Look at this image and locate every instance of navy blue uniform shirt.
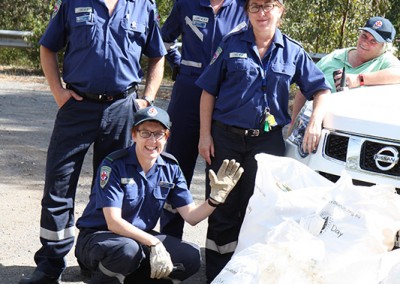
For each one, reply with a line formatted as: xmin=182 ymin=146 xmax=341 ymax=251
xmin=196 ymin=27 xmax=331 ymax=128
xmin=39 ymin=0 xmax=167 ymax=95
xmin=76 ymin=146 xmax=193 ymax=232
xmin=161 ymin=0 xmax=248 ymax=77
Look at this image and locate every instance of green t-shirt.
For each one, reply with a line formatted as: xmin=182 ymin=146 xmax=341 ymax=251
xmin=316 ymin=47 xmax=400 ymax=92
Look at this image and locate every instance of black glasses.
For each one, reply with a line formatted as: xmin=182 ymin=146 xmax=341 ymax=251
xmin=248 ymin=3 xmax=279 ymax=13
xmin=137 ymin=129 xmax=166 ymax=140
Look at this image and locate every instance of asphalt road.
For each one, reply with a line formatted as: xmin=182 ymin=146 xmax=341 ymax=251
xmin=0 ymin=75 xmax=207 ymax=284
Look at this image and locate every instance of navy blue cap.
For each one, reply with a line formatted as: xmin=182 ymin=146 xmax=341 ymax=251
xmin=360 ymin=16 xmax=396 ymax=43
xmin=133 ymin=106 xmax=171 ymax=129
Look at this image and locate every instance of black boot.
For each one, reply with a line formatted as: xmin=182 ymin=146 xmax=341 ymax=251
xmin=19 ymin=270 xmax=61 ymax=284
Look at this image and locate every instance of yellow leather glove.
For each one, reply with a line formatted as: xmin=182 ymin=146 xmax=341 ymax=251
xmin=209 ymin=159 xmax=244 ymax=204
xmin=149 ymin=242 xmax=173 ymax=279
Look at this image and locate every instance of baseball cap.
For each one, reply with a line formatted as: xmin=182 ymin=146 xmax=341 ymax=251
xmin=133 ymin=106 xmax=171 ymax=129
xmin=360 ymin=16 xmax=396 ymax=43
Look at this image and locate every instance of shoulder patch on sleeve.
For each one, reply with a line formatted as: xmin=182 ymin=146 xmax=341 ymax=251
xmin=105 ymin=149 xmax=130 ymax=163
xmin=99 ymin=166 xmax=112 ymax=188
xmin=161 ymin=152 xmax=179 ymax=164
xmin=52 ymin=0 xmax=63 ymax=19
xmin=210 ymin=46 xmax=223 ymax=65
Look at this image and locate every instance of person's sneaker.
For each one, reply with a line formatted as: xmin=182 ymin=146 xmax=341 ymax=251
xmin=19 ymin=270 xmax=61 ymax=284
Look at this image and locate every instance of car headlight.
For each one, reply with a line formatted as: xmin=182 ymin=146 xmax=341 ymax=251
xmin=288 ymin=101 xmax=313 ymax=158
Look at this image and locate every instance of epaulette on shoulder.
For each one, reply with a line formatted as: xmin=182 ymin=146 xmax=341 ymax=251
xmin=161 ymin=151 xmax=179 ymax=164
xmin=105 ymin=148 xmax=130 ymax=163
xmin=284 ymin=33 xmax=304 ymax=48
xmin=221 ymin=21 xmax=248 ymax=43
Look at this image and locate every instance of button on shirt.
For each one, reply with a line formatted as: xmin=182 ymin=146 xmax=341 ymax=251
xmin=161 ymin=0 xmax=248 ymax=77
xmin=39 ymin=0 xmax=167 ymax=95
xmin=76 ymin=146 xmax=193 ymax=232
xmin=196 ymin=28 xmax=331 ymax=128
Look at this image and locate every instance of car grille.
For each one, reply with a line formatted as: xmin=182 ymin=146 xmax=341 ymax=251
xmin=324 ymin=134 xmax=349 ymax=162
xmin=361 ymin=141 xmax=400 ymax=177
xmin=325 ymin=133 xmax=400 ymax=177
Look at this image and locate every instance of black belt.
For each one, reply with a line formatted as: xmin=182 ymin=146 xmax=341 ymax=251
xmin=214 ymin=120 xmax=281 ymax=137
xmin=66 ymin=84 xmax=137 ymax=102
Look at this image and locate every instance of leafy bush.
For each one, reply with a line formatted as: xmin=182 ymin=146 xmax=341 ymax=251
xmin=0 ymin=0 xmax=397 ymax=71
xmin=0 ymin=0 xmax=52 ymax=68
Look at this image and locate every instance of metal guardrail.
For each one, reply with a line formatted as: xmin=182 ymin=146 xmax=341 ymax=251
xmin=0 ymin=30 xmax=327 ymax=61
xmin=0 ymin=30 xmax=33 ymax=48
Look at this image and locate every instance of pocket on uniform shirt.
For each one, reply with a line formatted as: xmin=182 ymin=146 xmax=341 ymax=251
xmin=121 ymin=18 xmax=146 ymax=49
xmin=270 ymin=62 xmax=296 ymax=90
xmin=152 ymin=186 xmax=169 ymax=200
xmin=226 ymin=58 xmax=249 ymax=72
xmin=125 ymin=184 xmax=141 ymax=207
xmin=226 ymin=58 xmax=258 ymax=93
xmin=270 ymin=62 xmax=296 ymax=77
xmin=70 ymin=20 xmax=96 ymax=50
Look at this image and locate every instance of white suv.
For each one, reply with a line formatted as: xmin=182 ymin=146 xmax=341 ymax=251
xmin=285 ymin=84 xmax=400 ymax=190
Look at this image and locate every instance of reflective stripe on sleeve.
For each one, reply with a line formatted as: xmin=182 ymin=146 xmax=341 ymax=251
xmin=163 ymin=41 xmax=180 ymax=51
xmin=181 ymin=60 xmax=202 ymax=68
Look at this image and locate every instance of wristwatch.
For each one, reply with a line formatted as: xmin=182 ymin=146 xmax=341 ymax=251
xmin=142 ymin=96 xmax=154 ymax=106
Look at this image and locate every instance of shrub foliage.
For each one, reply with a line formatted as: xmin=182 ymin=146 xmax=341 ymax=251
xmin=0 ymin=0 xmax=397 ymax=70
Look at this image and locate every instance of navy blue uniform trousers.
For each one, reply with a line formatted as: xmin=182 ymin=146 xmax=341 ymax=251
xmin=205 ymin=122 xmax=285 ymax=282
xmin=34 ymin=94 xmax=136 ymax=277
xmin=75 ymin=229 xmax=201 ymax=283
xmin=160 ymin=74 xmax=202 ymax=238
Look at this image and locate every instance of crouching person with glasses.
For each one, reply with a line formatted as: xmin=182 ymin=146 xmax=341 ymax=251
xmin=75 ymin=106 xmax=244 ymax=284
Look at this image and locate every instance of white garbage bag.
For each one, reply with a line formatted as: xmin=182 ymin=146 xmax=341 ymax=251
xmin=235 ymin=154 xmax=333 ymax=254
xmin=212 ymin=219 xmax=326 ymax=284
xmin=223 ymin=153 xmax=400 ymax=284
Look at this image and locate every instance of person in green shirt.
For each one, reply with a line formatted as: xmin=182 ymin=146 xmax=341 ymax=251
xmin=290 ymin=16 xmax=400 ymax=128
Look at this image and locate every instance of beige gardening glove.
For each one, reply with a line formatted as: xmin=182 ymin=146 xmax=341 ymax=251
xmin=149 ymin=242 xmax=173 ymax=279
xmin=209 ymin=159 xmax=244 ymax=204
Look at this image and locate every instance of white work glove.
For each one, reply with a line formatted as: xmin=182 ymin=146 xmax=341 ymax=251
xmin=149 ymin=242 xmax=173 ymax=279
xmin=209 ymin=159 xmax=244 ymax=204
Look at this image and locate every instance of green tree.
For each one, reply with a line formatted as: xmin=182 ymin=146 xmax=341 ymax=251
xmin=283 ymin=0 xmax=394 ymax=54
xmin=0 ymin=0 xmax=397 ymax=70
xmin=0 ymin=0 xmax=52 ymax=69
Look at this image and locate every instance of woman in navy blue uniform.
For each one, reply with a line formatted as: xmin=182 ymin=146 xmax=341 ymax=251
xmin=75 ymin=106 xmax=243 ymax=283
xmin=159 ymin=0 xmax=248 ymax=238
xmin=20 ymin=0 xmax=166 ymax=283
xmin=195 ymin=0 xmax=331 ymax=281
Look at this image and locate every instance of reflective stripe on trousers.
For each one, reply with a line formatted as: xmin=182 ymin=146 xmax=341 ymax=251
xmin=206 ymin=238 xmax=237 ymax=254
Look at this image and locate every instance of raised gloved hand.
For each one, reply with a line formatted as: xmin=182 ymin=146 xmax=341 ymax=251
xmin=209 ymin=159 xmax=244 ymax=204
xmin=149 ymin=242 xmax=173 ymax=279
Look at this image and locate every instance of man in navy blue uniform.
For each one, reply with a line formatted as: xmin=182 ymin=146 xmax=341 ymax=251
xmin=160 ymin=0 xmax=248 ymax=239
xmin=20 ymin=1 xmax=166 ymax=283
xmin=74 ymin=106 xmax=243 ymax=283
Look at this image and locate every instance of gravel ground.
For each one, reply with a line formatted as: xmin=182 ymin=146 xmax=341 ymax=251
xmin=0 ymin=75 xmax=208 ymax=284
